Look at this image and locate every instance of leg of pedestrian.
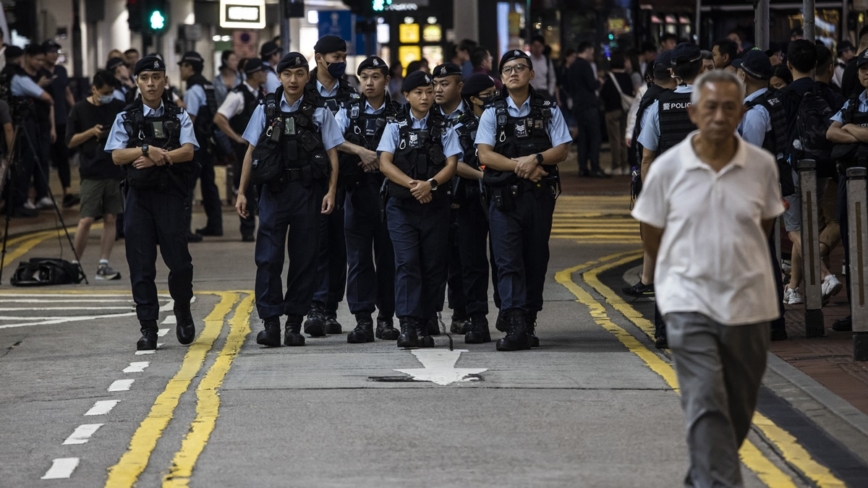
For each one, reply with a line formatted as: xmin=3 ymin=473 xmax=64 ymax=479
xmin=797 ymin=159 xmax=825 ymax=337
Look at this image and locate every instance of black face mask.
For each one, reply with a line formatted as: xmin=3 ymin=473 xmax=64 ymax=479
xmin=478 ymin=94 xmax=497 ymax=107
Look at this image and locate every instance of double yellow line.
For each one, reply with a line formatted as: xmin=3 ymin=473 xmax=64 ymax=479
xmin=104 ymin=291 xmax=254 ymax=488
xmin=556 ymin=250 xmax=845 ymax=488
xmin=0 ymin=224 xmax=103 ymax=269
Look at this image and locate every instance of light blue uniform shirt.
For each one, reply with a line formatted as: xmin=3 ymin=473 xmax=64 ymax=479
xmin=377 ymin=110 xmax=463 ymax=159
xmin=637 ymin=84 xmax=694 ymax=152
xmin=474 ymin=95 xmax=573 ymax=148
xmin=241 ymin=94 xmax=344 ymax=151
xmin=104 ymin=101 xmax=199 ymax=152
xmin=184 ymin=84 xmax=207 ymax=118
xmin=738 ymin=88 xmax=772 ymax=148
xmin=335 ymin=99 xmax=386 ymax=134
xmin=831 ymin=90 xmax=868 ymax=124
xmin=214 ymin=71 xmax=242 ymax=106
xmin=11 ymin=74 xmax=45 ymax=99
xmin=316 ymin=79 xmax=340 ymax=98
xmin=441 ymin=100 xmax=466 ymax=122
xmin=264 ymin=64 xmax=281 ymax=94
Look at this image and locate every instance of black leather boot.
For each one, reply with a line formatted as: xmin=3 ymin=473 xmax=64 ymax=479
xmin=348 ymin=314 xmax=374 ymax=343
xmin=174 ymin=305 xmax=196 ymax=345
xmin=526 ymin=311 xmax=540 ymax=348
xmin=397 ymin=317 xmax=419 ymax=348
xmin=324 ymin=309 xmax=343 ymax=334
xmin=304 ymin=302 xmax=327 ymax=337
xmin=427 ymin=314 xmax=441 ymax=336
xmin=450 ymin=309 xmax=468 ymax=334
xmin=256 ymin=317 xmax=282 ymax=347
xmin=418 ymin=317 xmax=435 ymax=348
xmin=136 ymin=320 xmax=158 ymax=350
xmin=495 ymin=311 xmax=508 ymax=332
xmin=464 ymin=315 xmax=491 ymax=344
xmin=284 ymin=315 xmax=306 ymax=346
xmin=496 ymin=310 xmax=530 ymax=352
xmin=376 ymin=317 xmax=400 ymax=340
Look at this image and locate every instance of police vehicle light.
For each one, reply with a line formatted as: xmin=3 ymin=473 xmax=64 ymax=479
xmin=149 ymin=10 xmax=166 ymax=31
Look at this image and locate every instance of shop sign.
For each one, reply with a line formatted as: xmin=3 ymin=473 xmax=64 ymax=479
xmin=220 ymin=0 xmax=266 ymax=29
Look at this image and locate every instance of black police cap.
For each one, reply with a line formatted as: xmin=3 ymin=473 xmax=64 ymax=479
xmin=42 ymin=40 xmax=61 ymax=52
xmin=838 ymin=40 xmax=856 ymax=55
xmin=856 ymin=49 xmax=868 ymax=69
xmin=499 ymin=49 xmax=533 ymax=72
xmin=178 ymin=51 xmax=204 ymax=67
xmin=739 ymin=49 xmax=773 ymax=80
xmin=432 ymin=62 xmax=462 ymax=78
xmin=314 ymin=35 xmax=347 ymax=54
xmin=243 ymin=58 xmax=265 ymax=75
xmin=260 ymin=41 xmax=279 ymax=59
xmin=134 ymin=56 xmax=167 ymax=76
xmin=653 ymin=50 xmax=673 ymax=70
xmin=357 ymin=56 xmax=388 ymax=75
xmin=106 ymin=57 xmax=126 ymax=72
xmin=671 ymin=42 xmax=702 ymax=65
xmin=402 ymin=70 xmax=434 ymax=93
xmin=461 ymin=73 xmax=495 ymax=97
xmin=276 ymin=52 xmax=309 ymax=73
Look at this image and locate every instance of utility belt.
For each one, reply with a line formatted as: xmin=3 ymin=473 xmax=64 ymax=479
xmin=264 ymin=165 xmax=327 ymax=194
xmin=487 ymin=177 xmax=559 ymax=212
xmin=343 ymin=171 xmax=383 ymax=191
xmin=125 ymin=166 xmax=191 ymax=195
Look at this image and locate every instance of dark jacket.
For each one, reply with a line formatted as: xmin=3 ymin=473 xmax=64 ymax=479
xmin=566 ymin=57 xmax=599 ymax=112
xmin=600 ymin=71 xmax=633 ymax=112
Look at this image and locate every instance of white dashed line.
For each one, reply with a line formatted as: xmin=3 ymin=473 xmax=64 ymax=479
xmin=162 ymin=315 xmax=176 ymax=325
xmin=62 ymin=424 xmax=103 ymax=445
xmin=108 ymin=379 xmax=134 ymax=392
xmin=134 ymin=343 xmax=163 ymax=355
xmin=157 ymin=328 xmax=169 ymax=337
xmin=85 ymin=400 xmax=121 ymax=416
xmin=122 ymin=362 xmax=149 ymax=373
xmin=41 ymin=458 xmax=80 ymax=479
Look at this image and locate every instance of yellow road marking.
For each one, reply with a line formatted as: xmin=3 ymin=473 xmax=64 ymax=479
xmin=0 ymin=223 xmax=104 ymax=269
xmin=104 ymin=292 xmax=239 ymax=488
xmin=162 ymin=294 xmax=254 ymax=487
xmin=556 ymin=253 xmax=797 ymax=487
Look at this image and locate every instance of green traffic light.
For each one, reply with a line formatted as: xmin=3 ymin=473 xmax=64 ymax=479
xmin=149 ymin=10 xmax=166 ymax=31
xmin=372 ymin=0 xmax=391 ymax=12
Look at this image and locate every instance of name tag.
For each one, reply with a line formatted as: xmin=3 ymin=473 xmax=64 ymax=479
xmin=284 ymin=117 xmax=296 ymax=135
xmin=514 ymin=121 xmax=528 ymax=138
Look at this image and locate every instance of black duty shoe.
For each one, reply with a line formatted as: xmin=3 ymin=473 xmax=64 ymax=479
xmin=495 ymin=312 xmax=508 ymax=332
xmin=187 ymin=233 xmax=203 ymax=243
xmin=284 ymin=316 xmax=306 ymax=346
xmin=496 ymin=310 xmax=531 ymax=352
xmin=241 ymin=233 xmax=255 ymax=242
xmin=397 ymin=317 xmax=419 ymax=348
xmin=450 ymin=316 xmax=469 ymax=334
xmin=62 ymin=194 xmax=80 ymax=208
xmin=832 ymin=315 xmax=853 ymax=332
xmin=348 ymin=314 xmax=375 ymax=343
xmin=622 ymin=280 xmax=654 ymax=297
xmin=304 ymin=303 xmax=327 ymax=337
xmin=325 ymin=310 xmax=343 ymax=334
xmin=427 ymin=315 xmax=441 ymax=336
xmin=526 ymin=312 xmax=540 ymax=348
xmin=376 ymin=317 xmax=400 ymax=340
xmin=771 ymin=328 xmax=789 ymax=341
xmin=464 ymin=316 xmax=491 ymax=344
xmin=418 ymin=318 xmax=435 ymax=348
xmin=655 ymin=336 xmax=668 ymax=349
xmin=174 ymin=307 xmax=196 ymax=345
xmin=257 ymin=317 xmax=282 ymax=347
xmin=136 ymin=321 xmax=158 ymax=351
xmin=196 ymin=227 xmax=224 ymax=237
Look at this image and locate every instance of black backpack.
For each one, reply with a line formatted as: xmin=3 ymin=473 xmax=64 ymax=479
xmin=789 ymin=87 xmax=834 ymax=165
xmin=11 ymin=258 xmax=84 ymax=286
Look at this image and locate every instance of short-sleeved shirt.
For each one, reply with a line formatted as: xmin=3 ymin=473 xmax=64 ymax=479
xmin=104 ymin=101 xmax=199 ymax=152
xmin=45 ymin=65 xmax=70 ymax=124
xmin=240 ymin=94 xmax=344 ymax=150
xmin=11 ymin=74 xmax=45 ymax=99
xmin=184 ymin=84 xmax=207 ymax=118
xmin=217 ymin=82 xmax=260 ymax=120
xmin=631 ymin=132 xmax=785 ymax=325
xmin=831 ymin=90 xmax=868 ymax=124
xmin=474 ymin=94 xmax=573 ymax=148
xmin=738 ymin=88 xmax=772 ymax=148
xmin=334 ymin=99 xmax=386 ymax=134
xmin=66 ymin=98 xmax=126 ymax=180
xmin=214 ymin=71 xmax=242 ymax=106
xmin=637 ymin=84 xmax=694 ymax=152
xmin=377 ymin=110 xmax=463 ymax=159
xmin=264 ymin=65 xmax=281 ymax=94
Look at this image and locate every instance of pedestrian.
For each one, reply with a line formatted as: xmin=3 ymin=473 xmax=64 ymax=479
xmin=104 ymin=55 xmax=199 ymax=351
xmin=214 ymin=50 xmax=241 ymax=106
xmin=568 ymin=42 xmax=607 ymax=177
xmin=259 ymin=41 xmax=282 ymax=94
xmin=600 ymin=52 xmax=634 ymax=175
xmin=834 ymin=40 xmax=855 ymax=89
xmin=770 ymin=65 xmax=792 ymax=90
xmin=700 ymin=50 xmax=715 ymax=74
xmin=124 ymin=48 xmax=140 ymax=68
xmin=766 ymin=42 xmax=783 ymax=67
xmin=638 ymin=41 xmax=658 ymax=79
xmin=632 ymin=69 xmax=784 ymax=488
xmin=470 ymin=46 xmax=502 ymax=89
xmin=107 ymin=56 xmax=135 ymax=103
xmin=712 ymin=39 xmax=739 ymax=73
xmin=659 ymin=33 xmax=679 ymax=52
xmin=376 ymin=70 xmax=460 ymax=348
xmin=304 ymin=35 xmax=358 ymax=337
xmin=388 ymin=61 xmax=406 ymax=105
xmin=235 ymin=52 xmax=342 ymax=347
xmin=529 ymin=35 xmax=556 ymax=100
xmin=457 ymin=39 xmax=477 ymax=79
xmin=334 ymin=55 xmax=401 ymax=343
xmin=840 ymin=26 xmax=868 ymax=98
xmin=42 ymin=40 xmax=79 ymax=208
xmin=66 ymin=70 xmax=125 ymax=280
xmin=476 ymin=49 xmax=572 ymax=351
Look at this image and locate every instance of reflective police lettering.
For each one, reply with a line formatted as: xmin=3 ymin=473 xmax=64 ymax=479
xmin=663 ymin=102 xmax=691 ymax=111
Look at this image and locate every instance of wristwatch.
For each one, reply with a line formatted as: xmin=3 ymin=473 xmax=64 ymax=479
xmin=141 ymin=144 xmax=149 ymax=157
xmin=428 ymin=178 xmax=439 ymax=191
xmin=535 ymin=153 xmax=544 ymax=165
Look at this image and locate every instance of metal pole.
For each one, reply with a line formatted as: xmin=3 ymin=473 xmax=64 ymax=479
xmin=280 ymin=0 xmax=291 ymax=54
xmin=526 ymin=0 xmax=532 ymax=44
xmin=798 ymin=159 xmax=825 ymax=337
xmin=695 ymin=0 xmax=701 ymax=46
xmin=803 ymin=0 xmax=815 ymax=42
xmin=847 ymin=167 xmax=868 ymax=360
xmin=755 ymin=0 xmax=770 ymax=51
xmin=72 ymin=0 xmax=82 ymax=80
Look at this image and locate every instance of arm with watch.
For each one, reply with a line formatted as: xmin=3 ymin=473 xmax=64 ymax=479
xmin=409 ymin=154 xmax=458 ymax=204
xmin=112 ymin=143 xmax=194 ymax=168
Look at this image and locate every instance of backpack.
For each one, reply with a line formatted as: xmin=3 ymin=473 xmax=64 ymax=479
xmin=11 ymin=258 xmax=84 ymax=286
xmin=789 ymin=87 xmax=834 ymax=165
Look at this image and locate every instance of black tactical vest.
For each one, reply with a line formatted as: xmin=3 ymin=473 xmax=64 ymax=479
xmin=229 ymin=83 xmax=265 ymax=137
xmin=389 ymin=106 xmax=448 ymax=198
xmin=27 ymin=70 xmax=51 ymax=127
xmin=657 ymin=89 xmax=696 ymax=154
xmin=186 ymin=74 xmax=218 ymax=139
xmin=307 ymin=68 xmax=358 ymax=115
xmin=339 ymin=95 xmax=400 ymax=187
xmin=121 ymin=97 xmax=194 ymax=192
xmin=484 ymin=91 xmax=555 ymax=187
xmin=745 ymin=90 xmax=788 ymax=158
xmin=262 ymin=88 xmax=330 ymax=180
xmin=449 ymin=108 xmax=482 ymax=201
xmin=630 ymin=84 xmax=668 ymax=167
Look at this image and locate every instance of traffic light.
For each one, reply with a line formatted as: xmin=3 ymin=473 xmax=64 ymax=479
xmin=342 ymin=0 xmax=390 ymax=15
xmin=144 ymin=0 xmax=169 ymax=35
xmin=128 ymin=0 xmax=142 ymax=31
xmin=372 ymin=0 xmax=392 ymax=12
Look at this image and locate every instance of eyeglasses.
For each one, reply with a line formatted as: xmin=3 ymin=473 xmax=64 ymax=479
xmin=502 ymin=64 xmax=529 ymax=75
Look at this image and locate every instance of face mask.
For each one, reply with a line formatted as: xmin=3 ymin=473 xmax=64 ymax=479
xmin=326 ymin=61 xmax=347 ymax=79
xmin=478 ymin=94 xmax=497 ymax=107
xmin=98 ymin=94 xmax=114 ymax=104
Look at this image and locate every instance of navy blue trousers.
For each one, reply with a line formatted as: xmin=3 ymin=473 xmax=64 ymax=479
xmin=124 ymin=187 xmax=193 ymax=322
xmin=344 ymin=179 xmax=395 ymax=318
xmin=313 ymin=189 xmax=347 ymax=312
xmin=255 ymin=180 xmax=324 ymax=319
xmin=386 ymin=196 xmax=451 ymax=320
xmin=456 ymin=190 xmax=491 ymax=317
xmin=489 ymin=189 xmax=555 ymax=312
xmin=186 ymin=147 xmax=223 ymax=233
xmin=434 ymin=208 xmax=467 ymax=316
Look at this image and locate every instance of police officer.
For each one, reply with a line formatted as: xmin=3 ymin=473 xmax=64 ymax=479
xmin=377 ymin=70 xmax=461 ymax=348
xmin=179 ymin=51 xmax=223 ymax=241
xmin=236 ymin=52 xmax=343 ymax=347
xmin=260 ymin=42 xmax=282 ymax=94
xmin=476 ymin=50 xmax=572 ymax=351
xmin=637 ymin=42 xmax=703 ymax=349
xmin=304 ymin=35 xmax=358 ymax=337
xmin=108 ymin=56 xmax=135 ymax=103
xmin=335 ymin=55 xmax=401 ymax=343
xmin=104 ymin=56 xmax=199 ymax=351
xmin=213 ymin=58 xmax=268 ymax=242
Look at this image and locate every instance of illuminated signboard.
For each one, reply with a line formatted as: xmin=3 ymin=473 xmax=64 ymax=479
xmin=220 ymin=0 xmax=266 ymax=29
xmin=399 ymin=23 xmax=420 ymax=43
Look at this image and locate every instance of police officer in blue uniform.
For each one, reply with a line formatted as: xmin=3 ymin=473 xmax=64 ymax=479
xmin=179 ymin=51 xmax=223 ymax=241
xmin=105 ymin=56 xmax=199 ymax=351
xmin=304 ymin=35 xmax=358 ymax=337
xmin=476 ymin=50 xmax=572 ymax=351
xmin=260 ymin=42 xmax=282 ymax=94
xmin=377 ymin=70 xmax=461 ymax=348
xmin=335 ymin=56 xmax=401 ymax=343
xmin=236 ymin=52 xmax=343 ymax=347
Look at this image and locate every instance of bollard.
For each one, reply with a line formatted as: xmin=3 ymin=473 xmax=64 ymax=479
xmin=846 ymin=167 xmax=868 ymax=360
xmin=797 ymin=159 xmax=825 ymax=337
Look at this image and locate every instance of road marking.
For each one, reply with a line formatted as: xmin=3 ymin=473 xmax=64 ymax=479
xmin=162 ymin=315 xmax=177 ymax=325
xmin=85 ymin=400 xmax=121 ymax=416
xmin=105 ymin=292 xmax=239 ymax=488
xmin=0 ymin=306 xmax=132 ymax=311
xmin=394 ymin=350 xmax=487 ymax=386
xmin=108 ymin=379 xmax=134 ymax=392
xmin=556 ymin=254 xmax=797 ymax=488
xmin=62 ymin=424 xmax=103 ymax=445
xmin=158 ymin=329 xmax=169 ymax=337
xmin=0 ymin=299 xmax=133 ymax=303
xmin=41 ymin=458 xmax=80 ymax=479
xmin=123 ymin=362 xmax=150 ymax=373
xmin=135 ymin=344 xmax=163 ymax=355
xmin=163 ymin=294 xmax=254 ymax=487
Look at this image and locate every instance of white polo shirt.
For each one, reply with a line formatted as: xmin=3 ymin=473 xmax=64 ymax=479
xmin=631 ymin=132 xmax=785 ymax=326
xmin=217 ymin=82 xmax=261 ymax=119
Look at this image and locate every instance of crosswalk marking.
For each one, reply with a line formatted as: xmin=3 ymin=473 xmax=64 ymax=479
xmin=552 ymin=196 xmax=640 ymax=244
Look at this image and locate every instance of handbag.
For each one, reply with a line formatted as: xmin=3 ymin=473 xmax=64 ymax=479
xmin=608 ymin=72 xmax=635 ymax=112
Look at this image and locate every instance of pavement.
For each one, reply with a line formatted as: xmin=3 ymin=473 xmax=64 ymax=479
xmin=0 ymin=153 xmax=866 ymax=486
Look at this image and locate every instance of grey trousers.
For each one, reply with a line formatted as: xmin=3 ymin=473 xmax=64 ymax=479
xmin=665 ymin=312 xmax=770 ymax=488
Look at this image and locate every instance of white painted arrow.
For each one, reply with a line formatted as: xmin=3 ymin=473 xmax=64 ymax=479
xmin=395 ymin=349 xmax=487 ymax=386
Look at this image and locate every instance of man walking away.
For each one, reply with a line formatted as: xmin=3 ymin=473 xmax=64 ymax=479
xmin=569 ymin=42 xmax=606 ymax=177
xmin=529 ymin=35 xmax=556 ymax=100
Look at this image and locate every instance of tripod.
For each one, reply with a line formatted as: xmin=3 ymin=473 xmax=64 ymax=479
xmin=0 ymin=115 xmax=88 ymax=285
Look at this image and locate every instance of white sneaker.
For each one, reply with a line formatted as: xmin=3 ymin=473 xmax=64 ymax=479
xmin=784 ymin=286 xmax=804 ymax=305
xmin=35 ymin=196 xmax=54 ymax=209
xmin=821 ymin=274 xmax=843 ymax=306
xmin=23 ymin=200 xmax=36 ymax=210
xmin=95 ymin=263 xmax=121 ymax=281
